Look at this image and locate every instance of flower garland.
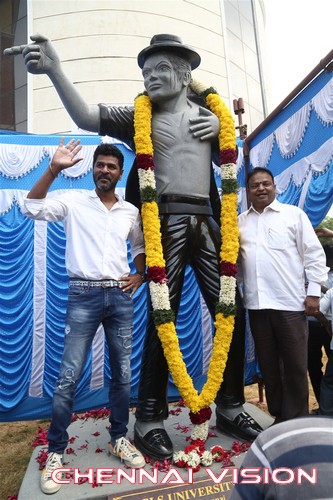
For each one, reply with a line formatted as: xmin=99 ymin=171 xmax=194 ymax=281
xmin=133 ymin=80 xmax=239 ymax=440
xmin=173 ymin=441 xmax=251 ymax=471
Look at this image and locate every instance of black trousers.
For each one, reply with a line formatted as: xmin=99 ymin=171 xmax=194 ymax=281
xmin=307 ymin=319 xmax=331 ymax=404
xmin=248 ymin=309 xmax=309 ymax=421
xmin=135 ymin=214 xmax=245 ymax=421
xmin=320 ymin=349 xmax=333 ymax=416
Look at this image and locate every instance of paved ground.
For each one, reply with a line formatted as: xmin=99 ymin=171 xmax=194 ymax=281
xmin=18 ymin=402 xmax=273 ymax=500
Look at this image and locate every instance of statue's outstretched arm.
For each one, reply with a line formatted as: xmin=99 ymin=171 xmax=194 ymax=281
xmin=4 ymin=34 xmax=99 ymax=132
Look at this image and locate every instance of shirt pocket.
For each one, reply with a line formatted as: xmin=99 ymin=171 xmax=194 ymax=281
xmin=266 ymin=225 xmax=288 ymax=250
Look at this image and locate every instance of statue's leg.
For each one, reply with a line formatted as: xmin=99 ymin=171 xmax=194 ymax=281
xmin=135 ymin=305 xmax=169 ymax=422
xmin=134 ymin=306 xmax=173 ymax=459
xmin=193 ymin=215 xmax=262 ymax=441
xmin=134 ymin=214 xmax=188 ymax=460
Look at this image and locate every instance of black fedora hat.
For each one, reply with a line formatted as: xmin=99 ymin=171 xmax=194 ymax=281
xmin=137 ymin=34 xmax=201 ymax=69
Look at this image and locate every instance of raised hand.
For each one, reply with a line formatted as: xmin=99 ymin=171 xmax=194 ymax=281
xmin=189 ymin=106 xmax=220 ymax=141
xmin=51 ymin=137 xmax=83 ymax=173
xmin=3 ymin=33 xmax=60 ymax=75
xmin=27 ymin=138 xmax=83 ymax=200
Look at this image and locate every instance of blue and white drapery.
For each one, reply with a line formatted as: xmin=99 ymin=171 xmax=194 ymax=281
xmin=0 ymin=132 xmax=256 ymax=421
xmin=245 ymin=70 xmax=333 ymax=225
xmin=4 ymin=65 xmax=331 ymax=422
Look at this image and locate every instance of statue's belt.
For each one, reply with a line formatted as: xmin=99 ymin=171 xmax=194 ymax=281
xmin=158 ymin=194 xmax=212 ymax=215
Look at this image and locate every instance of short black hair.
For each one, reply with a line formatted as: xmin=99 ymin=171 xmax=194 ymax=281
xmin=247 ymin=167 xmax=274 ymax=186
xmin=93 ymin=143 xmax=124 ymax=169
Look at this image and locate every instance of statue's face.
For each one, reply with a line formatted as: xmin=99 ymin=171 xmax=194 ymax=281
xmin=142 ymin=53 xmax=185 ymax=103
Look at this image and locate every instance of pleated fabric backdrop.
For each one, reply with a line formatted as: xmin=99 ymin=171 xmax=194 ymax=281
xmin=1 ymin=67 xmax=332 ymax=421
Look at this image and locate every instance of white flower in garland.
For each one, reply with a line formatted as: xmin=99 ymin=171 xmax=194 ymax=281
xmin=222 ymin=163 xmax=237 ymax=179
xmin=186 ymin=450 xmax=201 ymax=468
xmin=190 ymin=420 xmax=209 ymax=441
xmin=201 ymin=450 xmax=214 ymax=466
xmin=149 ymin=282 xmax=171 ymax=310
xmin=173 ymin=450 xmax=187 ymax=463
xmin=190 ymin=78 xmax=211 ymax=95
xmin=219 ymin=276 xmax=236 ymax=304
xmin=138 ymin=168 xmax=156 ymax=190
xmin=173 ymin=447 xmax=213 ymax=467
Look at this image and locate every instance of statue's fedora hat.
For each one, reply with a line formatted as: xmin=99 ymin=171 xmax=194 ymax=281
xmin=137 ymin=34 xmax=201 ymax=69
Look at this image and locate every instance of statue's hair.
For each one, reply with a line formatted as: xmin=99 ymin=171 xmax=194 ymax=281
xmin=163 ymin=53 xmax=191 ymax=81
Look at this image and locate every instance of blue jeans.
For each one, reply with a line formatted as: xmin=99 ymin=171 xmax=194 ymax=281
xmin=48 ymin=285 xmax=133 ymax=454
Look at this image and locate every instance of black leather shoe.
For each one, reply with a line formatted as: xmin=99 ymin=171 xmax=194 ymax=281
xmin=134 ymin=426 xmax=174 ymax=460
xmin=216 ymin=409 xmax=263 ymax=441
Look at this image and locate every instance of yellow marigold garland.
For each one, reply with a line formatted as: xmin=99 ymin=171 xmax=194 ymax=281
xmin=134 ymin=88 xmax=238 ymax=414
xmin=141 ymin=203 xmax=165 ymax=268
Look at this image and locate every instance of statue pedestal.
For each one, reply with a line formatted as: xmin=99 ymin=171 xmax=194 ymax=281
xmin=18 ymin=402 xmax=273 ymax=499
xmin=114 ymin=473 xmax=235 ymax=500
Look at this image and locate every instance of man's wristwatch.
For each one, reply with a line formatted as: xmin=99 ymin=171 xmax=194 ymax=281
xmin=136 ymin=271 xmax=147 ymax=282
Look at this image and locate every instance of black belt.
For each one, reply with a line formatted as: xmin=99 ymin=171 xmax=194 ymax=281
xmin=158 ymin=194 xmax=212 ymax=215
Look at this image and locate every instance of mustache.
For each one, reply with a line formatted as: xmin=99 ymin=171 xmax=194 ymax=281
xmin=96 ymin=174 xmax=112 ymax=181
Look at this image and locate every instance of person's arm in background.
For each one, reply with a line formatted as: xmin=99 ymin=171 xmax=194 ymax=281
xmin=314 ymin=288 xmax=333 ymax=338
xmin=314 ymin=310 xmax=332 ymax=336
xmin=315 ymin=227 xmax=333 ymax=239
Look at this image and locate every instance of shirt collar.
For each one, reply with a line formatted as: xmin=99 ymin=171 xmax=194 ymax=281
xmin=89 ymin=190 xmax=124 ymax=206
xmin=247 ymin=198 xmax=281 ymax=215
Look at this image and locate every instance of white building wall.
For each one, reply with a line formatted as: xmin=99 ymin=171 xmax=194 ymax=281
xmin=8 ymin=0 xmax=266 ymax=135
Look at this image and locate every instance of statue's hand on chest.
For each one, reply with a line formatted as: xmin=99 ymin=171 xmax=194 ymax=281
xmin=152 ymin=104 xmax=218 ymax=150
xmin=189 ymin=106 xmax=220 ymax=141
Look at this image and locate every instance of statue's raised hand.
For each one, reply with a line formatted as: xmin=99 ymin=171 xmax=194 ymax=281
xmin=3 ymin=34 xmax=60 ymax=75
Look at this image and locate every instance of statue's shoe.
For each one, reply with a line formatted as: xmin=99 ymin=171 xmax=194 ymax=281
xmin=216 ymin=407 xmax=263 ymax=441
xmin=134 ymin=426 xmax=174 ymax=461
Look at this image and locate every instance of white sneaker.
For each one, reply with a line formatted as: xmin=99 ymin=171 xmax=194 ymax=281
xmin=109 ymin=437 xmax=145 ymax=468
xmin=40 ymin=452 xmax=63 ymax=494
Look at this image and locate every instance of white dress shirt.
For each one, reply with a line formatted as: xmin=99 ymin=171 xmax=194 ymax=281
xmin=238 ymin=199 xmax=328 ymax=311
xmin=23 ymin=190 xmax=145 ymax=280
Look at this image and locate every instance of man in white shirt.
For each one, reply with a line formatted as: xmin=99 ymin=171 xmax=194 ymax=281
xmin=22 ymin=138 xmax=146 ymax=494
xmin=238 ymin=167 xmax=328 ymax=423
